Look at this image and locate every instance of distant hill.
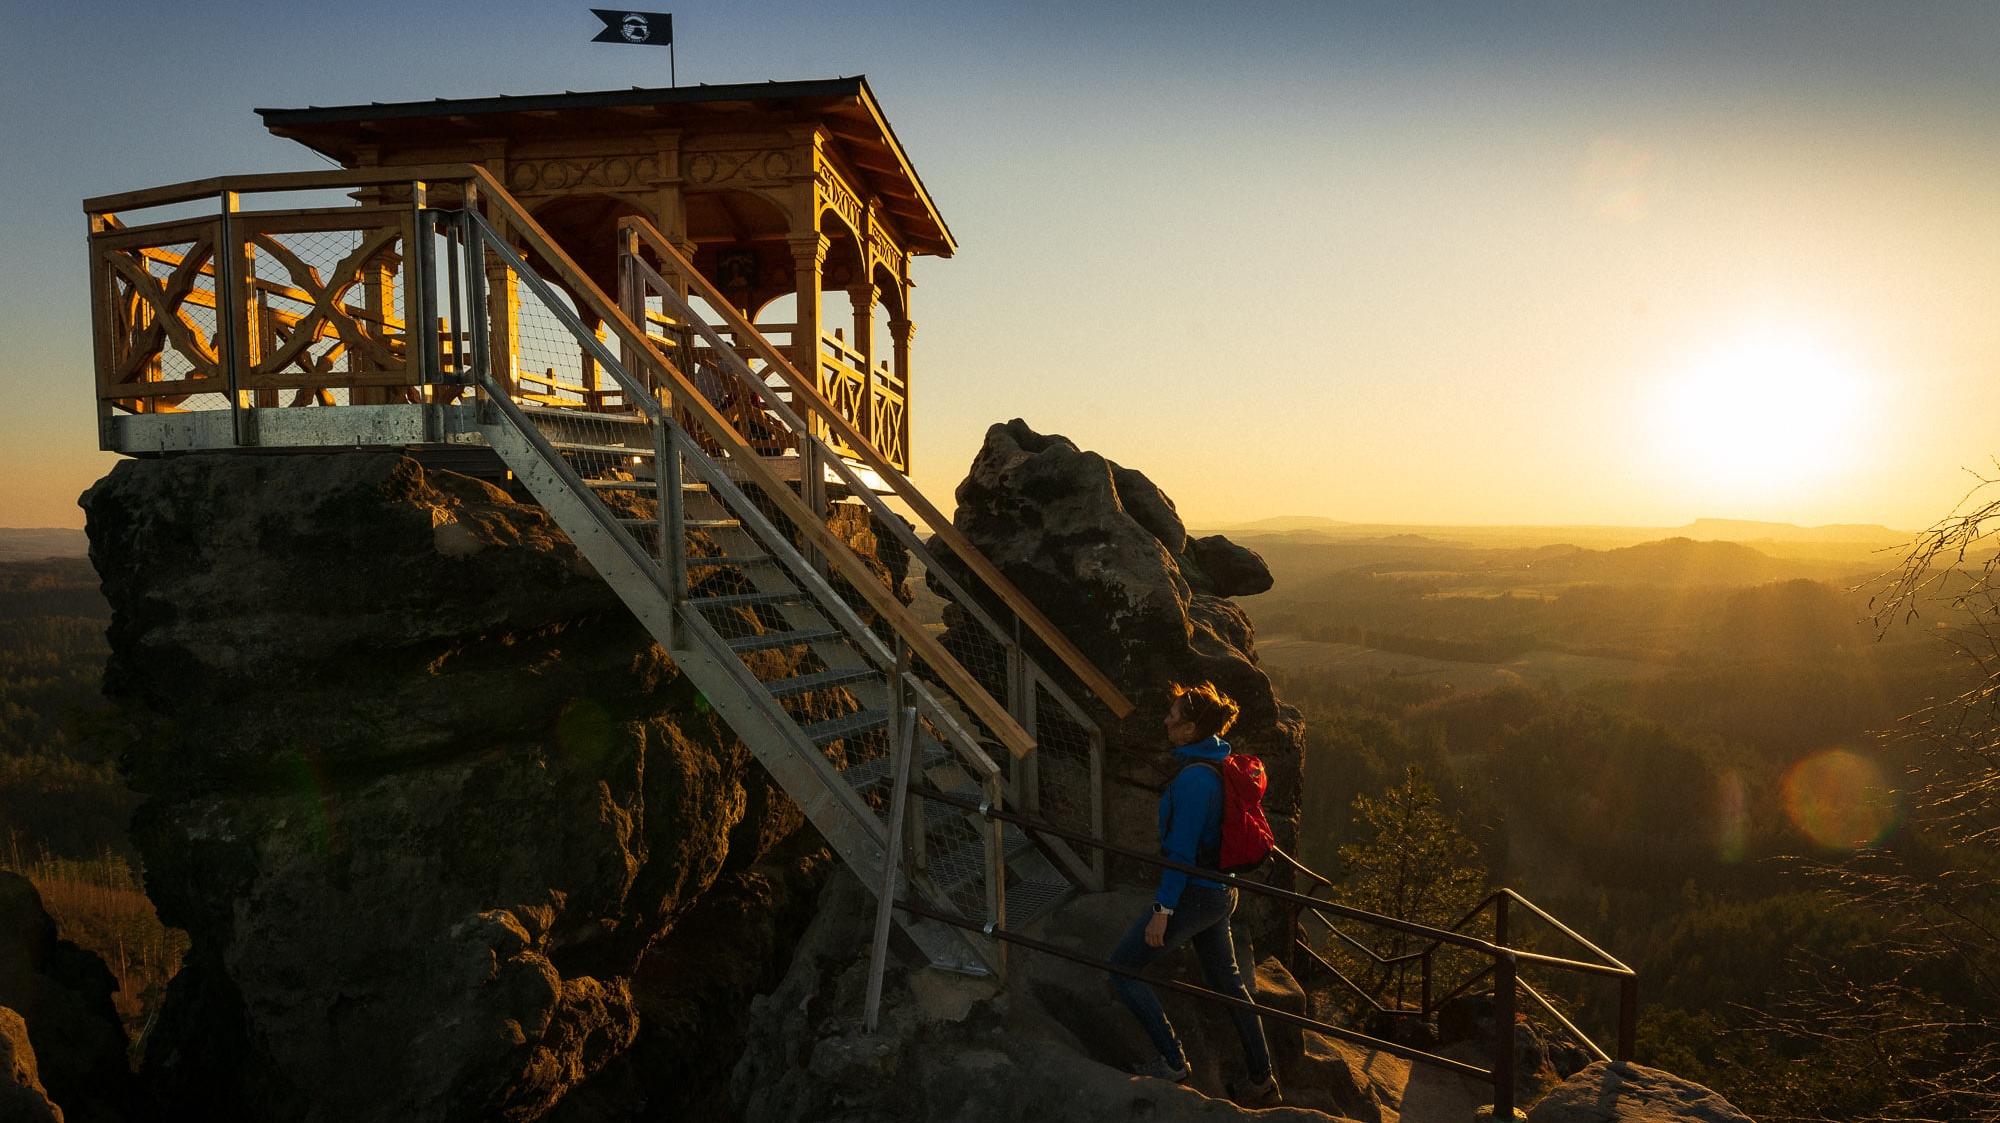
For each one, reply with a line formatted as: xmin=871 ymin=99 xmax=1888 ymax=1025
xmin=1678 ymin=518 xmax=1907 ymax=545
xmin=0 ymin=528 xmax=88 ymax=560
xmin=1195 ymin=516 xmax=1912 ymax=563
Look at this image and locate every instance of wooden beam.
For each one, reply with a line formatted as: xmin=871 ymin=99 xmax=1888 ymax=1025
xmin=84 ymin=163 xmax=479 ymax=215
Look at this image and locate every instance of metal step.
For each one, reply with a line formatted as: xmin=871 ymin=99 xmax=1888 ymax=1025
xmin=724 ymin=625 xmax=842 ymax=653
xmin=764 ymin=667 xmax=879 ymax=699
xmin=687 ymin=553 xmax=777 ymax=568
xmin=584 ymin=480 xmax=711 ymax=493
xmin=999 ymin=877 xmax=1073 ymax=927
xmin=691 ymin=589 xmax=807 ymax=611
xmin=843 ymin=743 xmax=951 ymax=794
xmin=551 ymin=441 xmax=654 ymax=457
xmin=801 ymin=708 xmax=890 ymax=745
xmin=685 ymin=517 xmax=741 ymax=529
xmin=518 ymin=404 xmax=650 ymax=426
xmin=929 ymin=823 xmax=1036 ymax=895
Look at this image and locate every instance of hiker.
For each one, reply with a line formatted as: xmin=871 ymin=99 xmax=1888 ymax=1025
xmin=1109 ymin=681 xmax=1280 ymax=1107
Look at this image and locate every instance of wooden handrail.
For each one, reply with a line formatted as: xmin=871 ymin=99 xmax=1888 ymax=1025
xmin=84 ymin=164 xmax=481 ymax=215
xmin=459 ymin=168 xmax=1038 ymax=759
xmin=618 ymin=216 xmax=1136 ymax=719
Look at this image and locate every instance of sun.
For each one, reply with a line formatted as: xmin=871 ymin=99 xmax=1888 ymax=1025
xmin=1650 ymin=326 xmax=1870 ymax=500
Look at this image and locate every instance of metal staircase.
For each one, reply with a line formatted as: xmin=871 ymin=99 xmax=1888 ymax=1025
xmin=446 ymin=196 xmax=1116 ymax=975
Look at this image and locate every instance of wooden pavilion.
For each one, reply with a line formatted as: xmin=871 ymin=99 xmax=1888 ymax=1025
xmin=257 ymin=78 xmax=952 ymax=471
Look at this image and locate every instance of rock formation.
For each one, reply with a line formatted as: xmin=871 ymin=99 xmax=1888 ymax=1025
xmin=1526 ymin=1061 xmax=1753 ymax=1123
xmin=0 ymin=1004 xmax=65 ymax=1123
xmin=940 ymin=419 xmax=1301 ymax=942
xmin=80 ymin=452 xmax=834 ymax=1122
xmin=0 ymin=874 xmax=129 ymax=1123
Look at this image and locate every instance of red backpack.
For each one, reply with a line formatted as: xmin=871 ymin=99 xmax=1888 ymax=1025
xmin=1190 ymin=755 xmax=1276 ymax=874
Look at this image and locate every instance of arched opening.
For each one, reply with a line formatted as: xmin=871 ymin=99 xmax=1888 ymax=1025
xmin=685 ymin=189 xmax=793 ymax=318
xmin=530 ymin=193 xmax=649 ymax=297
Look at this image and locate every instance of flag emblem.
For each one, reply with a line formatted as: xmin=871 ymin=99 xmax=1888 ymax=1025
xmin=591 ymin=9 xmax=673 ymax=46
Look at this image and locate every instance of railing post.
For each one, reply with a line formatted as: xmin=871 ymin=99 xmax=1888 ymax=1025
xmin=215 ymin=190 xmax=250 ymax=447
xmin=415 ymin=200 xmax=440 ymax=391
xmin=1421 ymin=947 xmax=1432 ymax=1017
xmin=1493 ymin=950 xmax=1517 ymax=1120
xmin=465 ymin=217 xmax=492 ymax=418
xmin=1493 ymin=892 xmax=1510 ymax=950
xmin=658 ymin=421 xmax=685 ymax=646
xmin=864 ymin=703 xmax=919 ymax=1033
xmin=1618 ymin=974 xmax=1638 ymax=1063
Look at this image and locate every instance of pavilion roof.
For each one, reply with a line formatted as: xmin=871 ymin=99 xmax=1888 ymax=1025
xmin=257 ymin=77 xmax=954 ymax=257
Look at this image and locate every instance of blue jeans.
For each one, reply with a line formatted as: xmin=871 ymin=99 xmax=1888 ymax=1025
xmin=1108 ymin=885 xmax=1273 ymax=1079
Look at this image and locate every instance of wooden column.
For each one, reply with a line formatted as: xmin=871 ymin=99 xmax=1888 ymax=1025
xmin=888 ymin=312 xmax=913 ymax=472
xmin=847 ymin=282 xmax=876 ymax=443
xmin=788 ymin=231 xmax=828 ymax=427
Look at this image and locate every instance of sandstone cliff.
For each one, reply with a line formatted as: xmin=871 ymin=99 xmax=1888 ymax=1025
xmin=80 ymin=452 xmax=831 ymax=1122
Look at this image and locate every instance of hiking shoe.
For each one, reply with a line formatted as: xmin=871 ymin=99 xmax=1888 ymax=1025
xmin=1228 ymin=1072 xmax=1283 ymax=1107
xmin=1129 ymin=1054 xmax=1191 ymax=1083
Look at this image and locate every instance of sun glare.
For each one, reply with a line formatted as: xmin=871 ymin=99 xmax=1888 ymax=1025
xmin=1650 ymin=326 xmax=1870 ymax=501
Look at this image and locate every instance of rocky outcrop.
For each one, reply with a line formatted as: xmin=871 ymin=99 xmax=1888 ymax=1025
xmin=0 ymin=874 xmax=130 ymax=1123
xmin=733 ymin=871 xmax=1378 ymax=1122
xmin=1182 ymin=535 xmax=1274 ymax=598
xmin=1526 ymin=1061 xmax=1753 ymax=1123
xmin=941 ymin=419 xmax=1304 ymax=940
xmin=1 ymin=1004 xmax=67 ymax=1123
xmin=80 ymin=452 xmax=831 ymax=1122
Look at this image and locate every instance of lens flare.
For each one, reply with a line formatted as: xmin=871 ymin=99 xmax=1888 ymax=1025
xmin=557 ymin=698 xmax=615 ymax=764
xmin=1577 ymin=136 xmax=1666 ymax=222
xmin=1782 ymin=749 xmax=1897 ymax=850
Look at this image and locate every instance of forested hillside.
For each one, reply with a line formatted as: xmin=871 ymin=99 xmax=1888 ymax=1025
xmin=1238 ymin=529 xmax=1996 ymax=1120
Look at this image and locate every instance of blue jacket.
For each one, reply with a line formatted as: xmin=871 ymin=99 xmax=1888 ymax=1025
xmin=1156 ymin=735 xmax=1230 ymax=908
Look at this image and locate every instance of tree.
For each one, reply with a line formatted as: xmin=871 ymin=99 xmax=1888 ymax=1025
xmin=1333 ymin=765 xmax=1488 ymax=966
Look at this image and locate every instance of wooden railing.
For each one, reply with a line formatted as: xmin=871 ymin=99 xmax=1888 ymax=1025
xmin=84 ymin=167 xmax=482 ymax=425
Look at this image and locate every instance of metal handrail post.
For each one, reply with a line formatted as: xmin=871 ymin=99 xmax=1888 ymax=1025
xmin=1618 ymin=974 xmax=1638 ymax=1062
xmin=1493 ymin=950 xmax=1517 ymax=1119
xmin=215 ymin=191 xmax=248 ymax=446
xmin=658 ymin=421 xmax=684 ymax=645
xmin=864 ymin=704 xmax=919 ymax=1033
xmin=464 ymin=215 xmax=492 ymax=419
xmin=1421 ymin=947 xmax=1433 ymax=1017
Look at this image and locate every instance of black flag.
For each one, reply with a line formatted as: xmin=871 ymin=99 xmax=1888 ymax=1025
xmin=590 ymin=9 xmax=672 ymax=45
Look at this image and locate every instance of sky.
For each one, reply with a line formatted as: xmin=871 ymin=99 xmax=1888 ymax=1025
xmin=5 ymin=1 xmax=2000 ymax=531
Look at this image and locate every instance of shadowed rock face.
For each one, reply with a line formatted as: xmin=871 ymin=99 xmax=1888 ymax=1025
xmin=0 ymin=874 xmax=132 ymax=1123
xmin=942 ymin=419 xmax=1303 ymax=940
xmin=80 ymin=452 xmax=826 ymax=1123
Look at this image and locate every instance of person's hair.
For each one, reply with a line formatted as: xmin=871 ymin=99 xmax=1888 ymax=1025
xmin=1168 ymin=681 xmax=1239 ymax=740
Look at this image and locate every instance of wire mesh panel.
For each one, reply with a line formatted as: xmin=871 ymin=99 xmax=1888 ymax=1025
xmin=91 ymin=223 xmax=230 ymax=411
xmin=241 ymin=213 xmax=412 ymax=403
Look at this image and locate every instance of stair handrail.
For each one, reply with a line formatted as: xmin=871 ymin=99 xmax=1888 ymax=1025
xmin=83 ymin=164 xmax=482 ymax=217
xmin=616 ymin=216 xmax=1135 ymax=720
xmin=453 ymin=168 xmax=1038 ymax=760
xmin=910 ymin=786 xmax=1638 ymax=1120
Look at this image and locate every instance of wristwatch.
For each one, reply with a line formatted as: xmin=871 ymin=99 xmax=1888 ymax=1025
xmin=1151 ymin=903 xmax=1174 ymax=916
